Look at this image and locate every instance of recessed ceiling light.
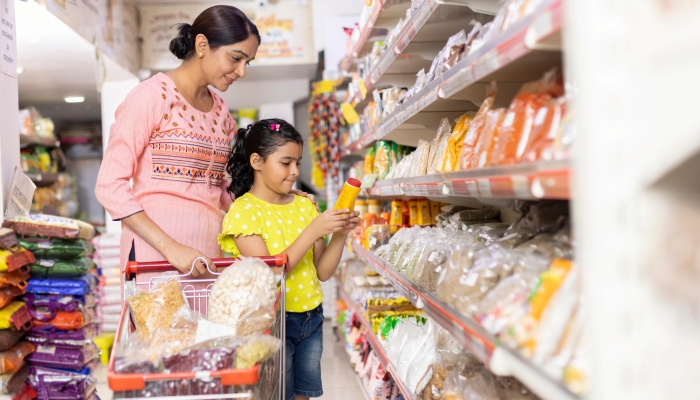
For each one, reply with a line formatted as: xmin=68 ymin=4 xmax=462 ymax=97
xmin=64 ymin=96 xmax=85 ymax=103
xmin=16 ymin=67 xmax=23 ymax=74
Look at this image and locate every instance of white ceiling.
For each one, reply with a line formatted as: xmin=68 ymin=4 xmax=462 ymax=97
xmin=16 ymin=0 xmax=102 ymax=122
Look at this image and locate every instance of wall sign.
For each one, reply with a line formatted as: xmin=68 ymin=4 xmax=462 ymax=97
xmin=0 ymin=0 xmax=16 ymax=77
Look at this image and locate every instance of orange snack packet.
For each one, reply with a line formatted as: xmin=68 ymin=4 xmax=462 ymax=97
xmin=521 ymin=97 xmax=567 ymax=163
xmin=473 ymin=108 xmax=507 ymax=169
xmin=457 ymin=83 xmax=497 ymax=170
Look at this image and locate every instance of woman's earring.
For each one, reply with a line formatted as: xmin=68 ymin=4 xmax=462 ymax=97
xmin=199 ymin=52 xmax=203 ymax=57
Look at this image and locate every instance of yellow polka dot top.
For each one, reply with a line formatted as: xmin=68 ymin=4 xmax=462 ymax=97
xmin=218 ymin=193 xmax=323 ymax=313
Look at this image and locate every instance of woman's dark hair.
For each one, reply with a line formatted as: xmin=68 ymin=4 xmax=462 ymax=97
xmin=226 ymin=119 xmax=304 ymax=198
xmin=170 ymin=5 xmax=261 ymax=60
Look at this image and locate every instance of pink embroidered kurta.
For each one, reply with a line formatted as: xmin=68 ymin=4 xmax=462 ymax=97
xmin=95 ymin=73 xmax=235 ymax=275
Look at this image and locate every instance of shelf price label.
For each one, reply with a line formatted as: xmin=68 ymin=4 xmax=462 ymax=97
xmin=473 ymin=49 xmax=500 ymax=80
xmin=511 ymin=175 xmax=531 ymax=198
xmin=477 ymin=178 xmax=493 ymax=197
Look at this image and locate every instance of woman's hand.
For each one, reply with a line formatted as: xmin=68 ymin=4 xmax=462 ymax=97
xmin=338 ymin=211 xmax=361 ymax=235
xmin=162 ymin=241 xmax=212 ymax=277
xmin=290 ymin=189 xmax=319 ymax=211
xmin=310 ymin=209 xmax=354 ymax=238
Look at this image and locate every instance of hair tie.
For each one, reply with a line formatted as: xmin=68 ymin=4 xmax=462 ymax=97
xmin=270 ymin=123 xmax=280 ymax=132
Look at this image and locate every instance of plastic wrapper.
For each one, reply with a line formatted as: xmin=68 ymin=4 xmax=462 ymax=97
xmin=28 ymin=366 xmax=96 ymax=399
xmin=521 ymin=97 xmax=567 ymax=163
xmin=490 ymin=70 xmax=563 ymax=166
xmin=373 ymin=141 xmax=393 ymax=180
xmin=458 ymin=83 xmax=497 ymax=170
xmin=208 ymin=257 xmax=277 ymax=336
xmin=391 ymin=228 xmax=431 ymax=273
xmin=0 ymin=302 xmax=32 ymax=330
xmin=382 ymin=226 xmax=421 ymax=266
xmin=24 ymin=293 xmax=88 ymax=323
xmin=364 ymin=147 xmax=376 ymax=175
xmin=0 ymin=342 xmax=33 ymax=374
xmin=0 ymin=329 xmax=24 ymax=352
xmin=29 ymin=258 xmax=94 ymax=278
xmin=0 ymin=363 xmax=28 ymax=394
xmin=26 ymin=342 xmax=98 ymax=370
xmin=7 ymin=214 xmax=95 ymax=241
xmin=0 ymin=286 xmax=24 ymax=310
xmin=162 ymin=339 xmax=239 ymax=373
xmin=427 ymin=30 xmax=467 ymax=83
xmin=404 ymin=320 xmax=438 ymax=394
xmin=0 ymin=228 xmax=20 ymax=253
xmin=476 ymin=271 xmax=541 ymax=335
xmin=32 ymin=309 xmax=94 ymax=331
xmin=515 ymin=233 xmax=573 ymax=260
xmin=0 ymin=249 xmax=35 ymax=273
xmin=0 ymin=269 xmax=29 ymax=290
xmin=412 ymin=240 xmax=454 ymax=294
xmin=126 ymin=272 xmax=187 ymax=340
xmin=442 ymin=368 xmax=499 ymax=400
xmin=450 ymin=209 xmax=501 ymax=222
xmin=438 ymin=114 xmax=473 ymax=173
xmin=404 ymin=69 xmax=427 ymax=103
xmin=18 ymin=238 xmax=94 ymax=260
xmin=411 ymin=140 xmax=431 ymax=177
xmin=26 ymin=324 xmax=97 ymax=348
xmin=235 ymin=335 xmax=281 ymax=369
xmin=427 ymin=118 xmax=453 ymax=175
xmin=113 ymin=334 xmax=162 ymax=374
xmin=473 ymin=108 xmax=507 ymax=169
xmin=26 ymin=274 xmax=97 ymax=296
xmin=396 ymin=232 xmax=435 ymax=279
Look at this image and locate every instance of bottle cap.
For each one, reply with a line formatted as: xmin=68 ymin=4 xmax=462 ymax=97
xmin=346 ymin=178 xmax=361 ymax=188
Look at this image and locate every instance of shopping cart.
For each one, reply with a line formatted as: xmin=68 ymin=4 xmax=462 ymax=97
xmin=108 ymin=255 xmax=287 ymax=400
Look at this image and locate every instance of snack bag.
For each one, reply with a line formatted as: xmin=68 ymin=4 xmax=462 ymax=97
xmin=427 ymin=119 xmax=453 ymax=175
xmin=438 ymin=114 xmax=473 ymax=172
xmin=0 ymin=286 xmax=24 ymax=310
xmin=521 ymin=97 xmax=567 ymax=162
xmin=7 ymin=214 xmax=95 ymax=241
xmin=29 ymin=258 xmax=94 ymax=278
xmin=32 ymin=310 xmax=93 ymax=331
xmin=0 ymin=250 xmax=35 ymax=273
xmin=26 ymin=342 xmax=98 ymax=370
xmin=473 ymin=108 xmax=507 ymax=169
xmin=19 ymin=238 xmax=94 ymax=260
xmin=458 ymin=83 xmax=497 ymax=170
xmin=373 ymin=141 xmax=393 ymax=180
xmin=0 ymin=302 xmax=32 ymax=331
xmin=0 ymin=342 xmax=33 ymax=374
xmin=125 ymin=272 xmax=187 ymax=341
xmin=364 ymin=147 xmax=376 ymax=175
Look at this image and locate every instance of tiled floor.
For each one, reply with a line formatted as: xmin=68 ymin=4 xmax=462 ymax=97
xmin=94 ymin=320 xmax=364 ymax=400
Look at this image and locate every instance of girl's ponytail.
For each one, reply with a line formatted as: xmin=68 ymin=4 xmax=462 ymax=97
xmin=226 ymin=125 xmax=254 ymax=198
xmin=225 ymin=118 xmax=304 ymax=198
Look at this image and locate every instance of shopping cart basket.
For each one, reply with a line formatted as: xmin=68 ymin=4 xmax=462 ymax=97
xmin=108 ymin=255 xmax=287 ymax=400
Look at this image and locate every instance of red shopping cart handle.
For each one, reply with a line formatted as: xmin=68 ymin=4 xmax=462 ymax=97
xmin=123 ymin=254 xmax=288 ymax=275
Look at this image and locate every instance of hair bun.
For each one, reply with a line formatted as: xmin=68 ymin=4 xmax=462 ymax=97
xmin=169 ymin=23 xmax=193 ymax=60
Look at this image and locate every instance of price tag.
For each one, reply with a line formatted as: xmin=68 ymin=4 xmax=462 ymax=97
xmin=36 ymin=346 xmax=56 ymax=355
xmin=361 ymin=174 xmax=378 ymax=189
xmin=526 ymin=10 xmax=554 ymax=49
xmin=511 ymin=175 xmax=531 ymax=198
xmin=466 ymin=181 xmax=478 ymax=196
xmin=474 ymin=49 xmax=500 ymax=79
xmin=477 ymin=178 xmax=493 ymax=197
xmin=440 ymin=182 xmax=453 ymax=196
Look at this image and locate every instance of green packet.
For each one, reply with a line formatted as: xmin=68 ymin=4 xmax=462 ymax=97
xmin=30 ymin=257 xmax=95 ymax=278
xmin=19 ymin=238 xmax=94 ymax=259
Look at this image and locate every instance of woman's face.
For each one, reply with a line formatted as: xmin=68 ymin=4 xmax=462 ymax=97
xmin=202 ymin=35 xmax=259 ymax=92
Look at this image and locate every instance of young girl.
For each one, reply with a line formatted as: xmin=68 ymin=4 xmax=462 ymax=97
xmin=218 ymin=119 xmax=360 ymax=400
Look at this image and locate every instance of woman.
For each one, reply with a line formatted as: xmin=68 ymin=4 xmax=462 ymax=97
xmin=96 ymin=6 xmax=311 ymax=276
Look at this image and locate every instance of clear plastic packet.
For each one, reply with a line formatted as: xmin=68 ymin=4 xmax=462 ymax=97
xmin=113 ymin=334 xmax=162 ymax=374
xmin=428 ymin=118 xmax=453 ymax=175
xmin=436 ymin=242 xmax=484 ymax=307
xmin=442 ymin=368 xmax=500 ymax=400
xmin=495 ymin=376 xmax=540 ymax=400
xmin=438 ymin=114 xmax=473 ymax=173
xmin=514 ymin=233 xmax=573 ymax=260
xmin=427 ymin=30 xmax=467 ymax=83
xmin=521 ymin=97 xmax=567 ymax=163
xmin=235 ymin=335 xmax=282 ymax=369
xmin=404 ymin=320 xmax=438 ymax=394
xmin=412 ymin=140 xmax=431 ymax=177
xmin=125 ymin=272 xmax=187 ymax=341
xmin=474 ymin=108 xmax=507 ymax=169
xmin=476 ymin=271 xmax=540 ymax=335
xmin=384 ymin=226 xmax=423 ymax=266
xmin=458 ymin=83 xmax=497 ymax=170
xmin=208 ymin=257 xmax=277 ymax=336
xmin=413 ymin=240 xmax=455 ymax=294
xmin=450 ymin=208 xmax=501 ymax=222
xmin=393 ymin=228 xmax=431 ymax=273
xmin=162 ymin=335 xmax=245 ymax=373
xmin=468 ymin=22 xmax=492 ymax=56
xmin=405 ymin=69 xmax=427 ymax=103
xmin=397 ymin=232 xmax=434 ymax=279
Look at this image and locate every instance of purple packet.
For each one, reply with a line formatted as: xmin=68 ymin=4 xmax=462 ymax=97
xmin=26 ymin=343 xmax=98 ymax=370
xmin=26 ymin=324 xmax=97 ymax=348
xmin=162 ymin=347 xmax=236 ymax=373
xmin=29 ymin=366 xmax=96 ymax=399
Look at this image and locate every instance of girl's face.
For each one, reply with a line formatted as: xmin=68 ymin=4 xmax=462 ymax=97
xmin=253 ymin=141 xmax=303 ymax=194
xmin=201 ymin=35 xmax=259 ymax=92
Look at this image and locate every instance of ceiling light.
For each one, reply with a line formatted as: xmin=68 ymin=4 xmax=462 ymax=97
xmin=64 ymin=96 xmax=85 ymax=103
xmin=16 ymin=67 xmax=23 ymax=74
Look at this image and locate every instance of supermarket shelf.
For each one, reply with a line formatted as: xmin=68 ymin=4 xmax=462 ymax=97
xmin=26 ymin=172 xmax=60 ymax=187
xmin=363 ymin=0 xmax=488 ymax=94
xmin=19 ymin=133 xmax=60 ymax=148
xmin=352 ymin=242 xmax=578 ymax=400
xmin=346 ymin=0 xmax=412 ymax=63
xmin=335 ymin=324 xmax=373 ymax=400
xmin=368 ymin=160 xmax=570 ymax=200
xmin=342 ymin=0 xmax=563 ymax=154
xmin=337 ymin=283 xmax=416 ymax=400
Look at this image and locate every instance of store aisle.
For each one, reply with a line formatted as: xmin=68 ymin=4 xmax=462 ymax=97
xmin=318 ymin=322 xmax=365 ymax=400
xmin=92 ymin=322 xmax=363 ymax=400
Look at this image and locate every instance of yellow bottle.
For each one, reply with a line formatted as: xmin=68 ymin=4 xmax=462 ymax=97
xmin=334 ymin=178 xmax=362 ymax=211
xmin=418 ymin=199 xmax=431 ymax=225
xmin=429 ymin=200 xmax=441 ymax=224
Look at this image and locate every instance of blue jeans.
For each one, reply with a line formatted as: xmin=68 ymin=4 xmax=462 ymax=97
xmin=285 ymin=305 xmax=323 ymax=400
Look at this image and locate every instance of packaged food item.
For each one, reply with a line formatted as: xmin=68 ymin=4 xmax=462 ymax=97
xmin=27 ymin=366 xmax=97 ymax=399
xmin=0 ymin=228 xmax=20 ymax=253
xmin=473 ymin=108 xmax=507 ymax=169
xmin=450 ymin=209 xmax=501 ymax=222
xmin=373 ymin=141 xmax=393 ymax=180
xmin=0 ymin=249 xmax=35 ymax=273
xmin=208 ymin=257 xmax=277 ymax=335
xmin=490 ymin=70 xmax=563 ymax=166
xmin=29 ymin=257 xmax=94 ymax=278
xmin=19 ymin=238 xmax=94 ymax=260
xmin=364 ymin=147 xmax=376 ymax=175
xmin=429 ymin=201 xmax=441 ymax=225
xmin=0 ymin=286 xmax=24 ymax=310
xmin=428 ymin=119 xmax=453 ymax=175
xmin=0 ymin=302 xmax=32 ymax=331
xmin=0 ymin=329 xmax=24 ymax=352
xmin=521 ymin=97 xmax=567 ymax=163
xmin=32 ymin=309 xmax=93 ymax=331
xmin=458 ymin=83 xmax=497 ymax=170
xmin=26 ymin=274 xmax=97 ymax=296
xmin=390 ymin=200 xmax=403 ymax=234
xmin=26 ymin=324 xmax=97 ymax=348
xmin=408 ymin=199 xmax=419 ymax=226
xmin=355 ymin=200 xmax=368 ymax=219
xmin=0 ymin=363 xmax=28 ymax=394
xmin=0 ymin=342 xmax=33 ymax=374
xmin=7 ymin=214 xmax=96 ymax=241
xmin=334 ymin=178 xmax=362 ymax=211
xmin=162 ymin=343 xmax=237 ymax=373
xmin=235 ymin=335 xmax=282 ymax=369
xmin=438 ymin=114 xmax=473 ymax=172
xmin=368 ymin=200 xmax=381 ymax=217
xmin=412 ymin=140 xmax=431 ymax=176
xmin=427 ymin=30 xmax=468 ymax=83
xmin=26 ymin=342 xmax=98 ymax=370
xmin=417 ymin=200 xmax=431 ymax=226
xmin=125 ymin=272 xmax=187 ymax=340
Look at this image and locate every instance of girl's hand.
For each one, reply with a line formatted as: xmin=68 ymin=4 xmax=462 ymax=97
xmin=310 ymin=209 xmax=354 ymax=238
xmin=290 ymin=189 xmax=319 ymax=211
xmin=163 ymin=241 xmax=212 ymax=277
xmin=338 ymin=211 xmax=361 ymax=235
